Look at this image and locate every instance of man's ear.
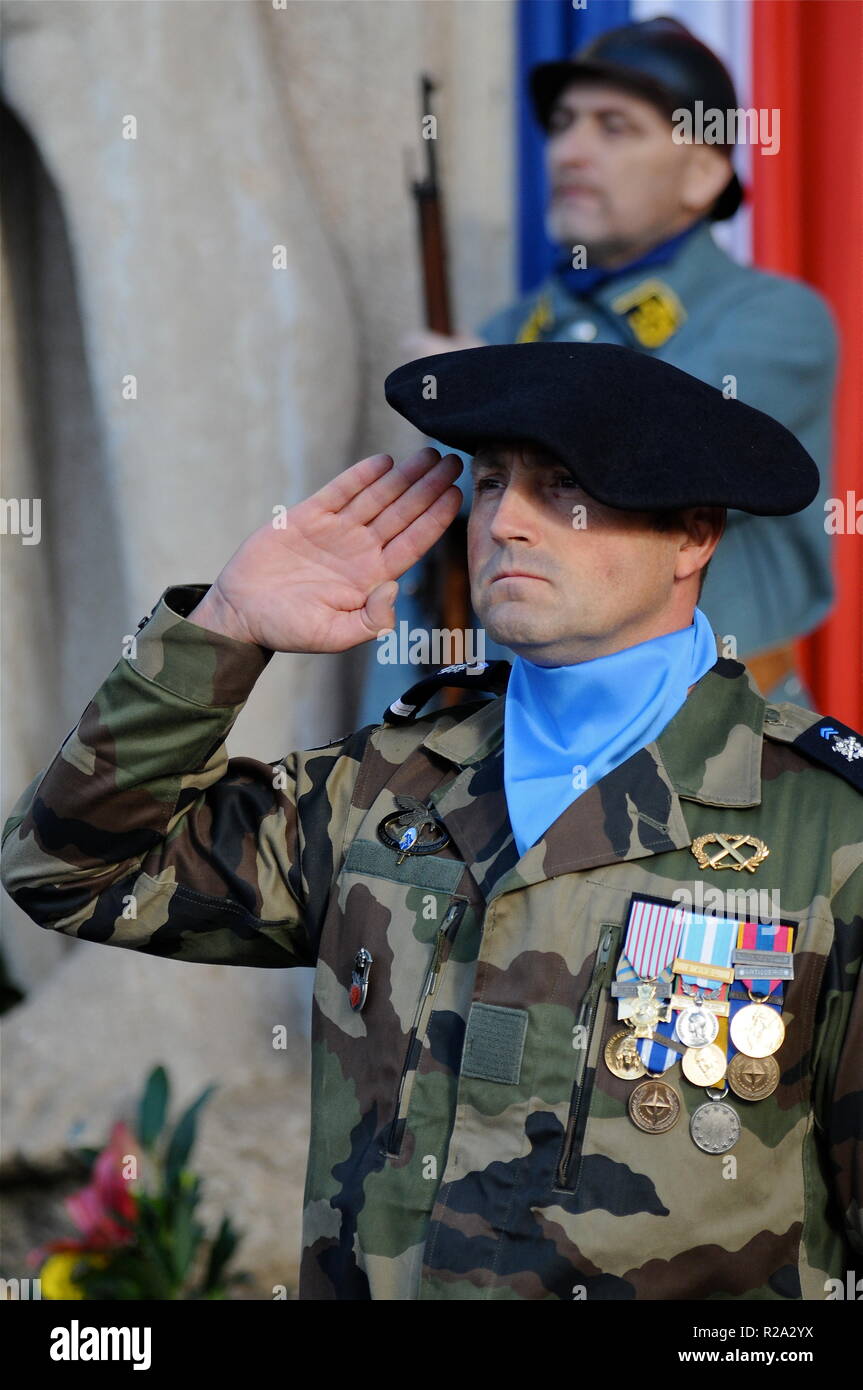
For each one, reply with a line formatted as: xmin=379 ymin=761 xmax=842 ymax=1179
xmin=675 ymin=506 xmax=726 ymax=581
xmin=691 ymin=505 xmax=726 ymax=547
xmin=679 ymin=145 xmax=735 ymax=217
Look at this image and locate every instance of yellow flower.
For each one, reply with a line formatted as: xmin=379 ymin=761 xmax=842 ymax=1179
xmin=40 ymin=1251 xmax=109 ymax=1300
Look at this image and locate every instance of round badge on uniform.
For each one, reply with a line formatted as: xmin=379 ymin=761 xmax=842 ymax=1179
xmin=568 ymin=320 xmax=598 ymax=342
xmin=727 ymin=1052 xmax=780 ymax=1100
xmin=681 ymin=1042 xmax=726 ymax=1088
xmin=674 ymin=1005 xmax=719 ymax=1049
xmin=690 ymin=1097 xmax=741 ymax=1154
xmin=605 ymin=1029 xmax=647 ymax=1080
xmin=628 ymin=1079 xmax=681 ymax=1133
xmin=729 ymin=1002 xmax=785 ymax=1058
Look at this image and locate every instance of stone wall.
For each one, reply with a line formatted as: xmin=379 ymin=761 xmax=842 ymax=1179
xmin=0 ymin=0 xmax=513 ymax=1295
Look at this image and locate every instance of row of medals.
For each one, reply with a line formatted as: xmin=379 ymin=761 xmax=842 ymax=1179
xmin=604 ymin=984 xmax=786 ymax=1154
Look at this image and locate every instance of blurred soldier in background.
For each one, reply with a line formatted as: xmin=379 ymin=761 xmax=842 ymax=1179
xmin=359 ymin=16 xmax=836 ymax=726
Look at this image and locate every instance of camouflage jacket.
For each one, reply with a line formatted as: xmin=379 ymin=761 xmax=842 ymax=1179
xmin=2 ymin=585 xmax=862 ymax=1301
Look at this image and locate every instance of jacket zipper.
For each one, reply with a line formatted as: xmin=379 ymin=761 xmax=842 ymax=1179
xmin=386 ymin=898 xmax=468 ymax=1156
xmin=556 ymin=923 xmax=621 ymax=1190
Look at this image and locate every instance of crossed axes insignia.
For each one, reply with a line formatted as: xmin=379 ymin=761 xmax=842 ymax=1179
xmin=690 ymin=833 xmax=770 ymax=874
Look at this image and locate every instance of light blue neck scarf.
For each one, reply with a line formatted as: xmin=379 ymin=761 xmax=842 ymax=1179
xmin=503 ymin=608 xmax=718 ymax=858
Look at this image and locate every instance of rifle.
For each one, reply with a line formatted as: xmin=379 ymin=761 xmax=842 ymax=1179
xmin=410 ymin=74 xmax=472 ymax=708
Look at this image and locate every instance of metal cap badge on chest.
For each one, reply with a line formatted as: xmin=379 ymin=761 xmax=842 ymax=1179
xmin=377 ymin=795 xmax=451 ymax=864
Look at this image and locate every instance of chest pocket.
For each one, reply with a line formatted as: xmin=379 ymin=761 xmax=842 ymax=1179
xmin=336 ymin=839 xmax=473 ymax=1157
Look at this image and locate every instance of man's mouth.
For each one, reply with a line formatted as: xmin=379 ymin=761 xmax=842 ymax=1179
xmin=553 ymin=184 xmax=601 ymax=199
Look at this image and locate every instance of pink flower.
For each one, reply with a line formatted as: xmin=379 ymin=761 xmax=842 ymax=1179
xmin=28 ymin=1122 xmax=140 ymax=1270
xmin=65 ymin=1121 xmax=139 ymax=1244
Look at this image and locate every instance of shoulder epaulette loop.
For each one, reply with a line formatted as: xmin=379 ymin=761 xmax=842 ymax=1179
xmin=383 ymin=660 xmax=511 ymax=726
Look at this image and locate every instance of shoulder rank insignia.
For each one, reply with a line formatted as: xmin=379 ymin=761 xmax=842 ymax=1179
xmin=610 ymin=277 xmax=686 ymax=349
xmin=790 ymin=716 xmax=863 ymax=792
xmin=382 ymin=659 xmax=511 ymax=726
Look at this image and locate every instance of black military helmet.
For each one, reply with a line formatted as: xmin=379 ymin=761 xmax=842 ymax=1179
xmin=530 ymin=15 xmax=743 ymax=221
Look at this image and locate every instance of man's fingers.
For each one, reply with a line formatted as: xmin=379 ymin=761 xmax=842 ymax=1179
xmin=367 ymin=454 xmax=462 ymax=547
xmin=339 ymin=446 xmax=445 ymax=527
xmin=380 ymin=485 xmax=463 ymax=578
xmin=309 ymin=452 xmax=396 ymax=514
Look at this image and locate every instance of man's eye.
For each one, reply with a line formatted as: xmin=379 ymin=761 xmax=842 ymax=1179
xmin=475 ymin=477 xmax=502 ymax=491
xmin=548 ymin=109 xmax=573 ymax=135
xmin=600 ymin=114 xmax=634 ymax=135
xmin=551 ymin=474 xmax=579 ymax=488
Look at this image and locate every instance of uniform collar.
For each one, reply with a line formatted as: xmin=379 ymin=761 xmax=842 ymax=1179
xmin=541 ymin=221 xmax=733 ymax=330
xmin=591 ymin=220 xmax=731 ymax=313
xmin=552 ymin=218 xmax=705 ymax=298
xmin=421 ymin=639 xmax=766 ymax=890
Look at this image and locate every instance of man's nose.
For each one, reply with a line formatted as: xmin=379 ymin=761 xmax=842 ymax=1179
xmin=488 ymin=481 xmax=542 ymax=544
xmin=549 ymin=119 xmax=594 ymax=168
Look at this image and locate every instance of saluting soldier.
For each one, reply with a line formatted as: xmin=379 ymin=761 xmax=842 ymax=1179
xmin=2 ymin=344 xmax=860 ymax=1301
xmin=360 ymin=16 xmax=837 ymax=725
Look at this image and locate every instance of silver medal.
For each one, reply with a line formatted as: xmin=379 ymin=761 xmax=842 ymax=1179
xmin=675 ymin=1005 xmax=719 ymax=1049
xmin=690 ymin=1097 xmax=741 ymax=1154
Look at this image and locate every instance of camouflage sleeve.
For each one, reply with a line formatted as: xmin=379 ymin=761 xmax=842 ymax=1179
xmin=0 ymin=585 xmax=367 ymax=969
xmin=813 ymin=861 xmax=863 ymax=1261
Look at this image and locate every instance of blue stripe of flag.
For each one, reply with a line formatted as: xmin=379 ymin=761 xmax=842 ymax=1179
xmin=517 ymin=0 xmax=631 ymax=293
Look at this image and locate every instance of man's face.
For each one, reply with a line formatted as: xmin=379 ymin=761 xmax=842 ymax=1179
xmin=544 ymin=81 xmax=726 ymax=264
xmin=467 ymin=443 xmax=700 ymax=666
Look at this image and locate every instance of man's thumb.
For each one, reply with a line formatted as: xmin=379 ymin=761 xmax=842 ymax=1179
xmin=364 ymin=580 xmax=399 ymax=635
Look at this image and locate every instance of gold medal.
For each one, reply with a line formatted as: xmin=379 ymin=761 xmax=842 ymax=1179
xmin=729 ymin=1002 xmax=785 ymax=1058
xmin=727 ymin=1052 xmax=780 ymax=1100
xmin=681 ymin=1042 xmax=727 ymax=1088
xmin=618 ymin=982 xmax=669 ymax=1039
xmin=628 ymin=1079 xmax=681 ymax=1133
xmin=604 ymin=1029 xmax=647 ymax=1081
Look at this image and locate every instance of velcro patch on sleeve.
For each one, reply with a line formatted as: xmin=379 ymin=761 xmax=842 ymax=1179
xmin=461 ymin=1002 xmax=529 ymax=1085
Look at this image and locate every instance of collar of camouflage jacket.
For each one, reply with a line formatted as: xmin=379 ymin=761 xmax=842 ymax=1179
xmin=419 ymin=642 xmax=766 ymax=889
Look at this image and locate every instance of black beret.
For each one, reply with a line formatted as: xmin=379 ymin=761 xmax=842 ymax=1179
xmin=383 ymin=343 xmax=819 ymax=516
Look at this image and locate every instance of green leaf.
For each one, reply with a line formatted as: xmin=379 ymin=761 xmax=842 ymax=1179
xmin=76 ymin=1273 xmax=142 ymax=1301
xmin=202 ymin=1215 xmax=240 ymax=1291
xmin=138 ymin=1065 xmax=170 ymax=1149
xmin=170 ymin=1189 xmax=204 ymax=1284
xmin=75 ymin=1248 xmax=174 ymax=1301
xmin=164 ymin=1084 xmax=216 ymax=1186
xmin=131 ymin=1205 xmax=178 ymax=1291
xmin=70 ymin=1145 xmax=102 ymax=1169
